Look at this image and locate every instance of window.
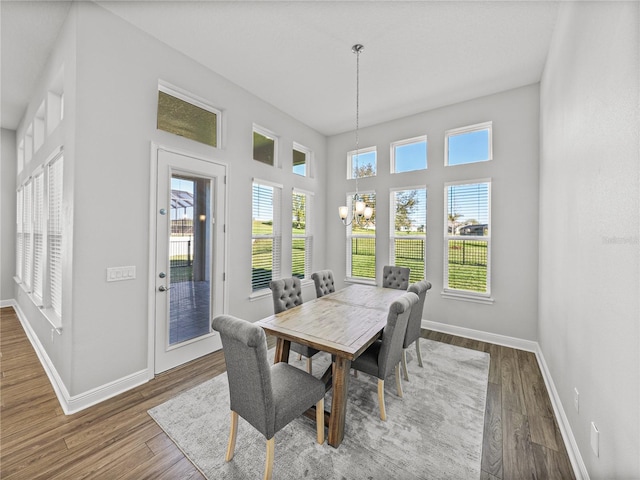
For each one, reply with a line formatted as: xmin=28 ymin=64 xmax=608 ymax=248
xmin=22 ymin=179 xmax=33 ymax=292
xmin=293 ymin=143 xmax=310 ymax=177
xmin=390 ymin=187 xmax=427 ymax=283
xmin=32 ymin=171 xmax=45 ymax=302
xmin=444 ymin=181 xmax=491 ymax=296
xmin=347 ymin=146 xmax=376 ymax=179
xmin=251 ymin=180 xmax=281 ymax=291
xmin=253 ymin=126 xmax=277 ymax=166
xmin=292 ymin=190 xmax=312 ymax=280
xmin=445 ymin=121 xmax=492 ymax=166
xmin=48 ymin=155 xmax=64 ymax=317
xmin=157 ymin=83 xmax=220 ymax=148
xmin=16 ymin=187 xmax=24 ymax=281
xmin=346 ymin=191 xmax=376 ymax=281
xmin=391 ymin=136 xmax=427 ymax=173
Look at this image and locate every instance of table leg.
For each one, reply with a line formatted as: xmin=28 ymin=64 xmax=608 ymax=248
xmin=328 ymin=356 xmax=351 ymax=448
xmin=274 ymin=338 xmax=291 ymax=363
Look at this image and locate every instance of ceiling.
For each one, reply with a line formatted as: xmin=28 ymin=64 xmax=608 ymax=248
xmin=1 ymin=0 xmax=560 ymax=135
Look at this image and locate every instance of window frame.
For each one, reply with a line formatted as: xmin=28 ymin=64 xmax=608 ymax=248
xmin=253 ymin=124 xmax=278 ymax=167
xmin=443 ymin=179 xmax=493 ymax=303
xmin=250 ymin=179 xmax=282 ymax=295
xmin=292 ymin=142 xmax=312 ymax=177
xmin=390 ymin=135 xmax=427 ymax=174
xmin=389 ymin=186 xmax=427 ymax=283
xmin=292 ymin=189 xmax=313 ymax=280
xmin=47 ymin=151 xmax=64 ymax=321
xmin=157 ymin=81 xmax=222 ymax=149
xmin=345 ymin=190 xmax=376 ymax=285
xmin=347 ymin=146 xmax=377 ymax=179
xmin=444 ymin=121 xmax=493 ymax=167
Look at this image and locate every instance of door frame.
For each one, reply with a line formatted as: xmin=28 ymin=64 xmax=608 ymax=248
xmin=147 ymin=143 xmax=229 ymax=375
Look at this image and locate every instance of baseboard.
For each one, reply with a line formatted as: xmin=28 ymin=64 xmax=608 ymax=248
xmin=422 ymin=319 xmax=539 ymax=352
xmin=422 ymin=319 xmax=589 ymax=480
xmin=12 ymin=303 xmax=152 ymax=415
xmin=534 ymin=345 xmax=590 ymax=480
xmin=0 ymin=298 xmax=16 ymax=308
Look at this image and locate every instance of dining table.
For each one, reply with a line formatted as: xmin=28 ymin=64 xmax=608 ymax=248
xmin=255 ymin=283 xmax=406 ymax=448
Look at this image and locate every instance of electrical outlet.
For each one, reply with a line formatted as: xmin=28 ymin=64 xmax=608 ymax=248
xmin=574 ymin=388 xmax=579 ymax=413
xmin=591 ymin=422 xmax=599 ymax=457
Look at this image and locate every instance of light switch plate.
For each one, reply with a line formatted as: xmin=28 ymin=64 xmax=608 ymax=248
xmin=107 ymin=266 xmax=136 ymax=282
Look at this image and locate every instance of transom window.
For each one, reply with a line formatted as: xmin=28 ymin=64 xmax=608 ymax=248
xmin=444 ymin=180 xmax=491 ymax=296
xmin=391 ymin=136 xmax=427 ymax=173
xmin=293 ymin=143 xmax=311 ymax=177
xmin=157 ymin=83 xmax=220 ymax=148
xmin=390 ymin=187 xmax=427 ymax=283
xmin=253 ymin=126 xmax=277 ymax=167
xmin=347 ymin=146 xmax=376 ymax=179
xmin=445 ymin=121 xmax=492 ymax=166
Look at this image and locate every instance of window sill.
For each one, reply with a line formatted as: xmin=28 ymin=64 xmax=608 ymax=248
xmin=249 ymin=278 xmax=314 ymax=302
xmin=15 ymin=277 xmax=63 ymax=331
xmin=345 ymin=277 xmax=377 ymax=287
xmin=249 ymin=289 xmax=271 ymax=302
xmin=441 ymin=290 xmax=494 ymax=305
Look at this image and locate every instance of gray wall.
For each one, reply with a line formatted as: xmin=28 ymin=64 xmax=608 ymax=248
xmin=326 ymin=84 xmax=540 ymax=341
xmin=539 ymin=2 xmax=639 ymax=478
xmin=1 ymin=128 xmax=17 ymax=303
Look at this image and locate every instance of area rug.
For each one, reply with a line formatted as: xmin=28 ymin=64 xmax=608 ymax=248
xmin=148 ymin=339 xmax=490 ymax=479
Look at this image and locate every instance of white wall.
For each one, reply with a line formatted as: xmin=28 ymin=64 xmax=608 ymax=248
xmin=14 ymin=2 xmax=326 ymax=400
xmin=539 ymin=2 xmax=639 ymax=478
xmin=1 ymin=128 xmax=17 ymax=304
xmin=327 ymin=84 xmax=540 ymax=341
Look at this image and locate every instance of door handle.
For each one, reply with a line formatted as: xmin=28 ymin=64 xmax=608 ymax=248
xmin=158 ymin=285 xmax=172 ymax=292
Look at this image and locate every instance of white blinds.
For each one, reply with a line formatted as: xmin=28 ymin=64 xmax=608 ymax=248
xmin=16 ymin=187 xmax=24 ymax=281
xmin=23 ymin=180 xmax=33 ymax=291
xmin=48 ymin=156 xmax=63 ymax=316
xmin=292 ymin=191 xmax=311 ymax=279
xmin=32 ymin=172 xmax=45 ymax=300
xmin=251 ymin=181 xmax=281 ymax=291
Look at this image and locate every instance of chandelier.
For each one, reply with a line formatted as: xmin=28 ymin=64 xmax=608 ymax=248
xmin=339 ymin=44 xmax=373 ymax=227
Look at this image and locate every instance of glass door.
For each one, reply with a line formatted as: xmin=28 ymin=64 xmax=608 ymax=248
xmin=154 ymin=148 xmax=225 ymax=373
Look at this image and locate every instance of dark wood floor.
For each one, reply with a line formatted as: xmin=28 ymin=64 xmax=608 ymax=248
xmin=1 ymin=306 xmax=575 ymax=479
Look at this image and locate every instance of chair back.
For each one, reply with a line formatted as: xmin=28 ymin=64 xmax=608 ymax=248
xmin=311 ymin=270 xmax=335 ymax=298
xmin=382 ymin=265 xmax=411 ymax=290
xmin=377 ymin=292 xmax=418 ymax=376
xmin=269 ymin=277 xmax=303 ymax=314
xmin=211 ymin=315 xmax=275 ymax=438
xmin=404 ymin=280 xmax=432 ymax=348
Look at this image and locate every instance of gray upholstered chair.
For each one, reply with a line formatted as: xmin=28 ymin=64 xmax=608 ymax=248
xmin=402 ymin=280 xmax=432 ymax=381
xmin=269 ymin=277 xmax=319 ymax=374
xmin=211 ymin=315 xmax=325 ymax=480
xmin=382 ymin=265 xmax=411 ymax=290
xmin=350 ymin=291 xmax=418 ymax=421
xmin=311 ymin=270 xmax=335 ymax=298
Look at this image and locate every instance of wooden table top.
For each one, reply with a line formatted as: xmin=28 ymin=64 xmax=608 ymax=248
xmin=256 ymin=284 xmax=406 ymax=360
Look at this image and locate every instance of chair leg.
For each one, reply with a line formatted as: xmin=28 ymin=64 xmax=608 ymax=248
xmin=264 ymin=437 xmax=275 ymax=480
xmin=416 ymin=339 xmax=423 ymax=367
xmin=395 ymin=363 xmax=403 ymax=398
xmin=377 ymin=379 xmax=387 ymax=421
xmin=316 ymin=398 xmax=325 ymax=444
xmin=401 ymin=349 xmax=410 ymax=382
xmin=306 ymin=357 xmax=312 ymax=374
xmin=225 ymin=410 xmax=238 ymax=462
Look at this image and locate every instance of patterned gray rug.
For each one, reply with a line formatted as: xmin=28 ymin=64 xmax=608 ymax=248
xmin=148 ymin=339 xmax=490 ymax=479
